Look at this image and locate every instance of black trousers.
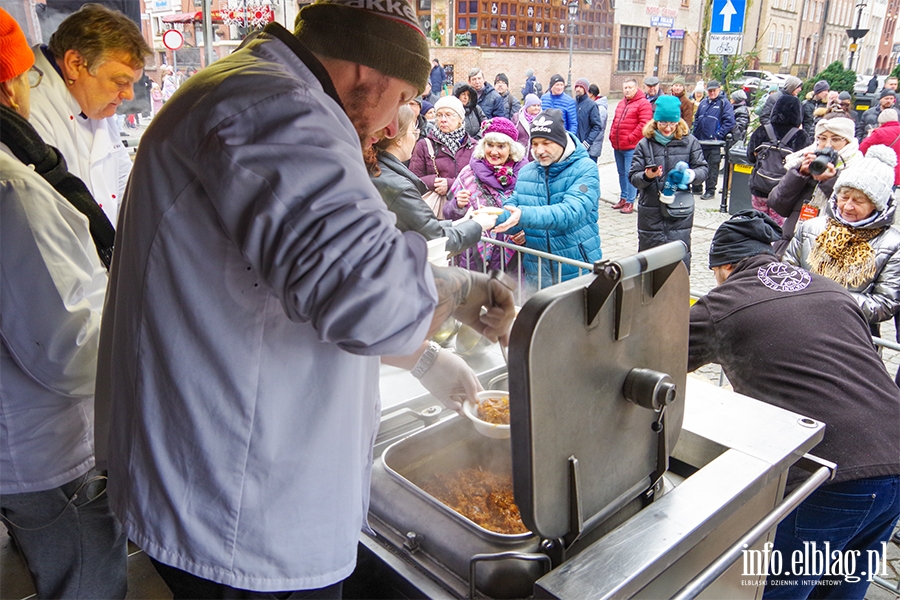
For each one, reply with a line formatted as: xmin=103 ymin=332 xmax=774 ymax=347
xmin=150 ymin=558 xmax=343 ymax=600
xmin=692 ymin=145 xmax=722 ymax=194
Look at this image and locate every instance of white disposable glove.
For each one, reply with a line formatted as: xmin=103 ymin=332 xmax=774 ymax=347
xmin=416 ymin=346 xmax=483 ymax=412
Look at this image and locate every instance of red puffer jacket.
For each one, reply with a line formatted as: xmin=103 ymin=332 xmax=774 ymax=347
xmin=610 ymin=89 xmax=653 ymax=151
xmin=859 ymin=120 xmax=900 ymax=185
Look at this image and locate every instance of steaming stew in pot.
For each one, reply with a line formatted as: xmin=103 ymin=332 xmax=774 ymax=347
xmin=423 ymin=468 xmax=529 ymax=534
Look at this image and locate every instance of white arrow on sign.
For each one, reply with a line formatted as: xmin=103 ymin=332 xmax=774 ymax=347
xmin=719 ymin=0 xmax=737 ymax=31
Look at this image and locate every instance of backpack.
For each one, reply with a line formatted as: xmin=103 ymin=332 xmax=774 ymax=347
xmin=749 ymin=124 xmax=800 ymax=197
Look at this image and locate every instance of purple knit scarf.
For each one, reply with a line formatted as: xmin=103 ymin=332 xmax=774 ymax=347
xmin=471 ymin=157 xmax=519 ymax=192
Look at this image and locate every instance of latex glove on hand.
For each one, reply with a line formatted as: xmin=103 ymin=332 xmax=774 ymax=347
xmin=414 ymin=344 xmax=483 ymax=412
xmin=452 ymin=271 xmax=517 ymax=345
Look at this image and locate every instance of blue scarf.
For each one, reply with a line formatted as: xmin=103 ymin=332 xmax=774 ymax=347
xmin=654 ymin=130 xmax=674 ymax=146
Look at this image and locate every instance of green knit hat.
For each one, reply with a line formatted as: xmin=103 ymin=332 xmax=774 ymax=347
xmin=654 ymin=95 xmax=681 ymax=123
xmin=295 ymin=0 xmax=430 ymax=93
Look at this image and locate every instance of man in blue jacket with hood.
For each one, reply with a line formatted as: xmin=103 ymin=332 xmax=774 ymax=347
xmin=494 ymin=108 xmax=602 ymax=288
xmin=692 ymin=79 xmax=735 ymax=199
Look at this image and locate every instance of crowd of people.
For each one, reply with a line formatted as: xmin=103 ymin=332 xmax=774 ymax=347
xmin=0 ymin=3 xmax=898 ymax=600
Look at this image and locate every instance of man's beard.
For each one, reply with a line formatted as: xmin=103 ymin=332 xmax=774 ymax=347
xmin=344 ymin=74 xmax=391 ymax=149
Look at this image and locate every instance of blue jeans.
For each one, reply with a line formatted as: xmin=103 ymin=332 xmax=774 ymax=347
xmin=0 ymin=469 xmax=127 ymax=598
xmin=614 ymin=148 xmax=637 ymax=203
xmin=763 ymin=475 xmax=900 ymax=600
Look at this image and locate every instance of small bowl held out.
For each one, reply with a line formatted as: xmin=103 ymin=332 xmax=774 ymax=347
xmin=463 ymin=391 xmax=511 ymax=439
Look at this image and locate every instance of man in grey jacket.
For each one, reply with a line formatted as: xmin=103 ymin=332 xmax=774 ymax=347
xmin=493 ymin=72 xmax=521 ymax=120
xmin=95 ymin=2 xmax=516 ymax=598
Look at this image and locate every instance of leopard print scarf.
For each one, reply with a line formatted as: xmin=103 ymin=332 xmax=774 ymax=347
xmin=807 ymin=218 xmax=886 ymax=287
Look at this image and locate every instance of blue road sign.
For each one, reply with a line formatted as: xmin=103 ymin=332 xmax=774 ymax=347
xmin=710 ymin=0 xmax=745 ymax=34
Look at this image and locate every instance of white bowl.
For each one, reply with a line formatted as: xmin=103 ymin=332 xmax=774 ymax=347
xmin=427 ymin=251 xmax=450 ymax=267
xmin=426 ymin=237 xmax=448 ymax=259
xmin=463 ymin=391 xmax=511 ymax=439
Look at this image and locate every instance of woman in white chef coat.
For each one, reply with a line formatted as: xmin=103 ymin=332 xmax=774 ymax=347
xmin=28 ymin=3 xmax=151 ymax=228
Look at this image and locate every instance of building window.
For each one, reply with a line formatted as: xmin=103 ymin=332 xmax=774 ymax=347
xmin=618 ymin=25 xmax=648 ymax=72
xmin=667 ymin=38 xmax=684 ymax=73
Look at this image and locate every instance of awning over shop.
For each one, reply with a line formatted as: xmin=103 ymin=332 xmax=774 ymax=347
xmin=160 ymin=8 xmax=273 ymax=24
xmin=161 ymin=12 xmax=199 ymax=22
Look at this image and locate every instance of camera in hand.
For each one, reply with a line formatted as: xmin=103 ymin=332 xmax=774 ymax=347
xmin=808 ymin=148 xmax=839 ymax=176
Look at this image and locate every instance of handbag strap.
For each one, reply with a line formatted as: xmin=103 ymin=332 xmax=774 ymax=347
xmin=646 ymin=142 xmax=664 ymax=194
xmin=425 ymin=138 xmax=439 ymax=176
xmin=889 ymin=127 xmax=900 ymax=149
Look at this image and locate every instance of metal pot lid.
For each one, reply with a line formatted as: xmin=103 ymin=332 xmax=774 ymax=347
xmin=507 ymin=243 xmax=690 ymax=543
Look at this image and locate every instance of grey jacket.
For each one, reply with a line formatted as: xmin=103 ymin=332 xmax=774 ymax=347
xmin=372 ymin=151 xmax=482 ymax=255
xmin=783 ymin=200 xmax=900 ymax=323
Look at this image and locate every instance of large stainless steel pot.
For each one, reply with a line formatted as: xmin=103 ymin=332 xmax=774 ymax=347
xmin=361 ymin=244 xmax=832 ymax=599
xmin=374 ymin=417 xmax=541 ymax=599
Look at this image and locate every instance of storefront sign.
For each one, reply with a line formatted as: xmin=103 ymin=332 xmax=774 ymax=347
xmin=646 ymin=5 xmax=678 ymax=17
xmin=651 ymin=16 xmax=675 ymax=28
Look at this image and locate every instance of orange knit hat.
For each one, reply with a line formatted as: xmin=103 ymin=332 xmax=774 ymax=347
xmin=0 ymin=9 xmax=34 ymax=83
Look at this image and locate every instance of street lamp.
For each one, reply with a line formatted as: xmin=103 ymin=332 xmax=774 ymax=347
xmin=566 ymin=1 xmax=578 ymax=95
xmin=847 ymin=0 xmax=869 ymax=72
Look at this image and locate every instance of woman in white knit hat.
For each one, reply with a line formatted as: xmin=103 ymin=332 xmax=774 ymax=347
xmin=409 ymin=94 xmax=477 ymax=213
xmin=783 ymin=144 xmax=900 ymax=327
xmin=768 ymin=114 xmax=862 ymax=255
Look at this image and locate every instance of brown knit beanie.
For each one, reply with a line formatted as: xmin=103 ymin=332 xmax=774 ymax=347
xmin=294 ymin=0 xmax=430 ymax=93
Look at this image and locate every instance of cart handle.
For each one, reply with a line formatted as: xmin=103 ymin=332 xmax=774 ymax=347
xmin=468 ymin=551 xmax=552 ymax=599
xmin=670 ymin=454 xmax=835 ymax=600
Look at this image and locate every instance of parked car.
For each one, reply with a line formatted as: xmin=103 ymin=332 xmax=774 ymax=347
xmin=731 ymin=70 xmax=787 ymax=97
xmin=854 ymin=74 xmax=886 ymax=95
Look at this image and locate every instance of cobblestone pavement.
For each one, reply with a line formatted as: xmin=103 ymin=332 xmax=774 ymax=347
xmin=594 ymin=134 xmax=899 ymax=599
